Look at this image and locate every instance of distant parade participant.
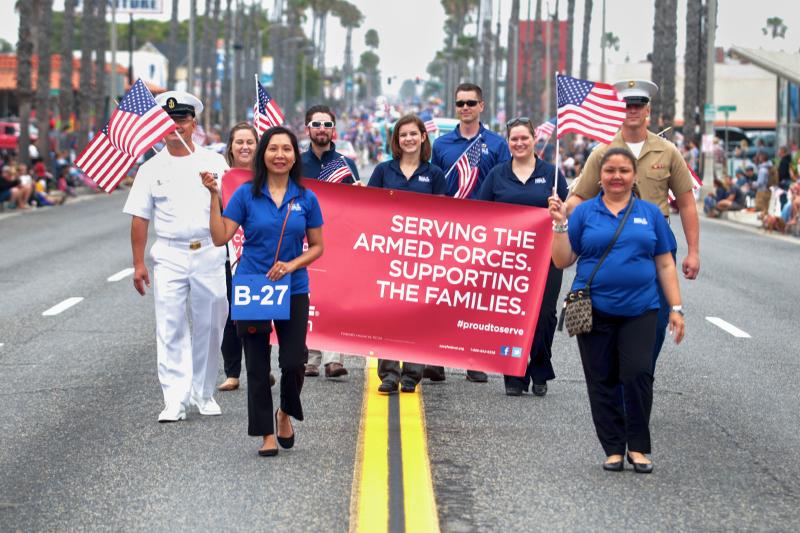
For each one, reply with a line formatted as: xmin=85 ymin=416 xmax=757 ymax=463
xmin=300 ymin=104 xmax=359 ymax=379
xmin=566 ymin=80 xmax=699 ymax=370
xmin=429 ymin=82 xmax=511 ymax=384
xmin=123 ymin=91 xmax=230 ymax=423
xmin=367 ymin=114 xmax=447 ymax=394
xmin=476 ymin=117 xmax=568 ymax=397
xmin=205 ymin=126 xmax=324 ymax=457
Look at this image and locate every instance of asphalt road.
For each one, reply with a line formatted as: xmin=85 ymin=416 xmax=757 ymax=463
xmin=1 ymin=190 xmax=798 ymax=531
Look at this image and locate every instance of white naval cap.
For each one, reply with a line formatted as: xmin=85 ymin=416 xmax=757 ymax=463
xmin=155 ymin=90 xmax=204 ymax=116
xmin=613 ymin=79 xmax=659 ymax=105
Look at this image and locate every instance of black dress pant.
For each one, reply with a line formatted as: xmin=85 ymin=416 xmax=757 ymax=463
xmin=504 ymin=261 xmax=562 ymax=390
xmin=221 ymin=260 xmax=244 ymax=378
xmin=240 ymin=293 xmax=310 ymax=436
xmin=576 ymin=308 xmax=657 ymax=456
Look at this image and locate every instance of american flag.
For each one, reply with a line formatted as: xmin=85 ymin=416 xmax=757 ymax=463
xmin=534 ymin=117 xmax=556 ymax=144
xmin=418 ymin=110 xmax=438 ymax=133
xmin=668 ymin=162 xmax=704 ymax=201
xmin=75 ymin=79 xmax=176 ymax=193
xmin=318 ymin=156 xmax=354 ymax=183
xmin=253 ymin=76 xmax=284 ymax=135
xmin=556 ymin=74 xmax=627 ymax=144
xmin=448 ymin=137 xmax=482 ymax=199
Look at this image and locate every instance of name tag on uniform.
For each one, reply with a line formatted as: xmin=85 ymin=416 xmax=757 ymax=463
xmin=231 ymin=274 xmax=291 ymax=320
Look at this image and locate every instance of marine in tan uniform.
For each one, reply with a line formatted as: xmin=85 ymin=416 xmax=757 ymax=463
xmin=566 ymin=79 xmax=699 ymax=369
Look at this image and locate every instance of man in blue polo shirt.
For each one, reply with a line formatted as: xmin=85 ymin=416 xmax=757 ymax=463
xmin=300 ymin=104 xmax=360 ymax=379
xmin=429 ymin=82 xmax=511 ymax=384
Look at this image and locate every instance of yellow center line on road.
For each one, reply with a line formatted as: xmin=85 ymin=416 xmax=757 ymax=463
xmin=349 ymin=358 xmax=440 ymax=533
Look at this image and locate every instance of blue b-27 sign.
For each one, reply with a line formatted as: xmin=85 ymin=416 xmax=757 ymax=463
xmin=231 ymin=274 xmax=291 ymax=321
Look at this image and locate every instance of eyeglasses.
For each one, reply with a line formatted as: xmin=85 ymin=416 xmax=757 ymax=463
xmin=506 ymin=117 xmax=532 ymax=129
xmin=455 ymin=100 xmax=480 ymax=108
xmin=307 ymin=120 xmax=335 ymax=128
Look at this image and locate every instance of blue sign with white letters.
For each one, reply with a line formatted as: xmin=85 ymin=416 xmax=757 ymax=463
xmin=231 ymin=274 xmax=291 ymax=320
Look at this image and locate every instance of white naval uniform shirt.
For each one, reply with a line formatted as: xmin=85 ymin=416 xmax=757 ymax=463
xmin=123 ymin=146 xmax=229 ymax=241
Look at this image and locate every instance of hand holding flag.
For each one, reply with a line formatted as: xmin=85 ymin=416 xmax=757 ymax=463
xmin=319 ymin=156 xmax=354 ymax=184
xmin=253 ymin=75 xmax=285 ymax=135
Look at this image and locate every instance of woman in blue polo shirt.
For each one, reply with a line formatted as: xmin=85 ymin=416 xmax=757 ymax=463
xmin=548 ymin=147 xmax=685 ymax=474
xmin=477 ymin=117 xmax=568 ymax=398
xmin=368 ymin=114 xmax=447 ymax=394
xmin=203 ymin=126 xmax=324 ymax=457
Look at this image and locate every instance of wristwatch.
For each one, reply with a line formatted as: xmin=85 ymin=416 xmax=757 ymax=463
xmin=670 ymin=305 xmax=684 ymax=316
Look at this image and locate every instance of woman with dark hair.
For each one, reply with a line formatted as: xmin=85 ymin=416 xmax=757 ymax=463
xmin=477 ymin=117 xmax=568 ymax=397
xmin=203 ymin=126 xmax=324 ymax=456
xmin=368 ymin=114 xmax=447 ymax=394
xmin=549 ymin=147 xmax=684 ymax=473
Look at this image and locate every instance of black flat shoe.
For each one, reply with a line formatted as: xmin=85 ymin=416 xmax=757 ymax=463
xmin=505 ymin=385 xmax=523 ymax=396
xmin=258 ymin=446 xmax=278 ymax=457
xmin=603 ymin=460 xmax=624 ymax=472
xmin=532 ymin=382 xmax=548 ymax=397
xmin=275 ymin=410 xmax=295 ymax=449
xmin=627 ymin=454 xmax=654 ymax=474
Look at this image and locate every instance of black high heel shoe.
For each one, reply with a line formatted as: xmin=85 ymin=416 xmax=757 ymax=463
xmin=258 ymin=437 xmax=278 ymax=457
xmin=627 ymin=453 xmax=654 ymax=474
xmin=276 ymin=409 xmax=295 ymax=449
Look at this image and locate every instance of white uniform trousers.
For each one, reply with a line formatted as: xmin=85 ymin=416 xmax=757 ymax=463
xmin=151 ymin=239 xmax=227 ymax=408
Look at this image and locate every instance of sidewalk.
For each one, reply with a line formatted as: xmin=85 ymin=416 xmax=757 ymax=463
xmin=0 ymin=186 xmax=111 ymax=221
xmin=706 ymin=207 xmax=800 ymax=245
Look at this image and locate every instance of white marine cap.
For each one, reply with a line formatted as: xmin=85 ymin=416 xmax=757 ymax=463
xmin=155 ymin=90 xmax=204 ymax=116
xmin=612 ymin=79 xmax=659 ymax=105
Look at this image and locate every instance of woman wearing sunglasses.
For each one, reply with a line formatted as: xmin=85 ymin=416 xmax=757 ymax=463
xmin=476 ymin=117 xmax=568 ymax=397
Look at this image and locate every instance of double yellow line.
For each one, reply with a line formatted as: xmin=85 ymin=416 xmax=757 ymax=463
xmin=349 ymin=358 xmax=440 ymax=533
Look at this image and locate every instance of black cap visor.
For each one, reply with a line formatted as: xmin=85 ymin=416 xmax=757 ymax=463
xmin=624 ymin=96 xmax=650 ymax=106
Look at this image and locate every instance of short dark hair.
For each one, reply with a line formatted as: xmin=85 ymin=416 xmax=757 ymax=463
xmin=455 ymin=83 xmax=483 ymax=100
xmin=305 ymin=105 xmax=335 ymax=125
xmin=391 ymin=114 xmax=431 ymax=161
xmin=224 ymin=122 xmax=259 ymax=167
xmin=252 ymin=126 xmax=304 ymax=198
xmin=599 ymin=147 xmax=638 ymax=173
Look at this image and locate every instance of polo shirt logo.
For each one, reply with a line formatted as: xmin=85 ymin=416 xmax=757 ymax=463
xmin=534 ymin=177 xmax=546 ymax=184
xmin=633 ymin=217 xmax=648 ymax=225
xmin=418 ymin=175 xmax=431 ymax=183
xmin=291 ymin=204 xmax=303 ymax=212
xmin=481 ymin=143 xmax=489 ymax=155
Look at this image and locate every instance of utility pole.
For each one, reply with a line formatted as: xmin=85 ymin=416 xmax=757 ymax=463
xmin=701 ymin=0 xmax=717 ymax=191
xmin=600 ymin=0 xmax=606 ymax=81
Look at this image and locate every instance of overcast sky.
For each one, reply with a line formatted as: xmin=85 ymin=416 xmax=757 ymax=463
xmin=1 ymin=0 xmax=798 ymax=87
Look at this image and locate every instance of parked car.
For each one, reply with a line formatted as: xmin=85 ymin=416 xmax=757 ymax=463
xmin=0 ymin=121 xmax=39 ymax=151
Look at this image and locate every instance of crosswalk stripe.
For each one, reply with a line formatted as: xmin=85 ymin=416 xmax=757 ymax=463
xmin=705 ymin=317 xmax=751 ymax=338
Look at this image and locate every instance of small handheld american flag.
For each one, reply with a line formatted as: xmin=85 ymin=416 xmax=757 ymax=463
xmin=448 ymin=137 xmax=482 ymax=199
xmin=418 ymin=110 xmax=438 ymax=134
xmin=75 ymin=78 xmax=176 ymax=193
xmin=253 ymin=75 xmax=285 ymax=135
xmin=318 ymin=156 xmax=354 ymax=184
xmin=556 ymin=74 xmax=627 ymax=144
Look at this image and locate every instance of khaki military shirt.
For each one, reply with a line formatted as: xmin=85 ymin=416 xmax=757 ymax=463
xmin=572 ymin=131 xmax=693 ymax=215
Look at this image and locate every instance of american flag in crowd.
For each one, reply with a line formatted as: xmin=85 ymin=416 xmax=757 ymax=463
xmin=450 ymin=137 xmax=483 ymax=199
xmin=668 ymin=163 xmax=704 ymax=201
xmin=418 ymin=110 xmax=438 ymax=133
xmin=75 ymin=78 xmax=176 ymax=193
xmin=318 ymin=156 xmax=354 ymax=184
xmin=556 ymin=74 xmax=627 ymax=144
xmin=534 ymin=117 xmax=556 ymax=144
xmin=253 ymin=76 xmax=284 ymax=134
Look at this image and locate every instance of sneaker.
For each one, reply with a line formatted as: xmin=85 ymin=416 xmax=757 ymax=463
xmin=190 ymin=395 xmax=222 ymax=416
xmin=158 ymin=404 xmax=186 ymax=423
xmin=305 ymin=364 xmax=320 ymax=377
xmin=325 ymin=362 xmax=349 ymax=378
xmin=378 ymin=380 xmax=399 ymax=394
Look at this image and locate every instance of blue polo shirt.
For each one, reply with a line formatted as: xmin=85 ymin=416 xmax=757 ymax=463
xmin=301 ymin=142 xmax=360 ymax=183
xmin=223 ymin=180 xmax=323 ymax=295
xmin=477 ymin=158 xmax=567 ymax=207
xmin=367 ymin=160 xmax=447 ymax=195
xmin=568 ymin=194 xmax=674 ymax=316
xmin=431 ymin=122 xmax=511 ymax=199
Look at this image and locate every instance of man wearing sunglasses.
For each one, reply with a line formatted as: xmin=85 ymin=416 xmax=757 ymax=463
xmin=300 ymin=104 xmax=360 ymax=379
xmin=566 ymin=79 xmax=700 ymax=372
xmin=429 ymin=83 xmax=511 ymax=384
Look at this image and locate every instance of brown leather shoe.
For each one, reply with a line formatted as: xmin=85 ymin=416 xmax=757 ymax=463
xmin=217 ymin=377 xmax=239 ymax=391
xmin=325 ymin=362 xmax=348 ymax=378
xmin=269 ymin=373 xmax=276 ymax=387
xmin=304 ymin=364 xmax=320 ymax=377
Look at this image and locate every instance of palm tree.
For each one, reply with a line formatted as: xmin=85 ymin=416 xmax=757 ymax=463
xmin=93 ymin=0 xmax=107 ymax=122
xmin=565 ymin=0 xmax=575 ymax=76
xmin=505 ymin=0 xmax=520 ymax=118
xmin=36 ymin=0 xmax=54 ymax=167
xmin=683 ymin=0 xmax=704 ymax=144
xmin=333 ymin=1 xmax=363 ymax=108
xmin=362 ymin=29 xmax=380 ymax=100
xmin=77 ymin=0 xmax=96 ymax=152
xmin=549 ymin=0 xmax=561 ymax=118
xmin=222 ymin=0 xmax=232 ymax=128
xmin=59 ymin=0 xmax=77 ymax=129
xmin=167 ymin=0 xmax=179 ymax=88
xmin=650 ymin=0 xmax=677 ymax=135
xmin=16 ymin=0 xmax=35 ymax=165
xmin=529 ymin=0 xmax=543 ymax=121
xmin=579 ymin=0 xmax=591 ymax=79
xmin=762 ymin=16 xmax=787 ymax=39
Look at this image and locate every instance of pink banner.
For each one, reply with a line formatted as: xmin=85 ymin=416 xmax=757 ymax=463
xmin=304 ymin=179 xmax=554 ymax=377
xmin=221 ymin=169 xmax=251 ymax=266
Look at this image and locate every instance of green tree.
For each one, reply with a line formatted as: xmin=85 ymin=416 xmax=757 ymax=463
xmin=16 ymin=0 xmax=35 ymax=164
xmin=333 ymin=0 xmax=363 ymax=107
xmin=58 ymin=0 xmax=77 ymax=126
xmin=0 ymin=39 xmax=12 ymax=52
xmin=579 ymin=0 xmax=592 ymax=79
xmin=762 ymin=16 xmax=787 ymax=38
xmin=650 ymin=0 xmax=677 ymax=134
xmin=365 ymin=28 xmax=379 ymax=49
xmin=36 ymin=0 xmax=54 ymax=166
xmin=683 ymin=0 xmax=705 ymax=144
xmin=565 ymin=0 xmax=575 ymax=76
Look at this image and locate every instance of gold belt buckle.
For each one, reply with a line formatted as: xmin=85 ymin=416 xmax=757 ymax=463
xmin=189 ymin=241 xmax=202 ymax=250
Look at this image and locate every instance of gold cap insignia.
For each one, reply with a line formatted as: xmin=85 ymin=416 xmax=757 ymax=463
xmin=167 ymin=97 xmax=176 ymax=109
xmin=628 ymin=81 xmax=635 ymax=88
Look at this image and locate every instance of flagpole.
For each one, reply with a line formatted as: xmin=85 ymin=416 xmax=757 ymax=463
xmin=553 ymin=72 xmax=560 ymax=194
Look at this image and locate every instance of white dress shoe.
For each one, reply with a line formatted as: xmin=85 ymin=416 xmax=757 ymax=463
xmin=190 ymin=395 xmax=222 ymax=416
xmin=158 ymin=405 xmax=186 ymax=423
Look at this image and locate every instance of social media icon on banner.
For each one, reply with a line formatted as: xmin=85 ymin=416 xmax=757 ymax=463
xmin=499 ymin=346 xmax=510 ymax=356
xmin=511 ymin=347 xmax=523 ymax=358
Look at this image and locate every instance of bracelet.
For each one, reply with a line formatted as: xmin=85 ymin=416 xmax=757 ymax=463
xmin=552 ymin=222 xmax=568 ymax=233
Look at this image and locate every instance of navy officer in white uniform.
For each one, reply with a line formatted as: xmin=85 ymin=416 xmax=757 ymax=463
xmin=123 ymin=91 xmax=230 ymax=422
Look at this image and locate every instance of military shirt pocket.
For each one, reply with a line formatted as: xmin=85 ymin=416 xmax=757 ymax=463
xmin=151 ymin=180 xmax=176 ymax=215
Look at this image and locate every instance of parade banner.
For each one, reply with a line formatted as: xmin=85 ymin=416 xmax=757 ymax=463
xmin=303 ymin=179 xmax=554 ymax=377
xmin=221 ymin=170 xmax=250 ymax=267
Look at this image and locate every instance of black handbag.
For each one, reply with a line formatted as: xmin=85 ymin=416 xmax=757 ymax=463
xmin=558 ymin=196 xmax=636 ymax=336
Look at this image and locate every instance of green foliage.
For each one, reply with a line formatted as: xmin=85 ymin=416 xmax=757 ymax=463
xmin=358 ymin=50 xmax=380 ymax=73
xmin=762 ymin=16 xmax=788 ymax=39
xmin=601 ymin=31 xmax=620 ymax=52
xmin=333 ymin=0 xmax=363 ymax=29
xmin=365 ymin=29 xmax=379 ymax=49
xmin=0 ymin=38 xmax=13 ymax=53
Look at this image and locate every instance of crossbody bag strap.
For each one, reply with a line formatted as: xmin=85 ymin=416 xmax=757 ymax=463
xmin=585 ymin=196 xmax=636 ymax=288
xmin=273 ymin=199 xmax=295 ymax=266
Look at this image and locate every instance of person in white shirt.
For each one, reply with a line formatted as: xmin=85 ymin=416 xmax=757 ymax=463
xmin=123 ymin=91 xmax=230 ymax=423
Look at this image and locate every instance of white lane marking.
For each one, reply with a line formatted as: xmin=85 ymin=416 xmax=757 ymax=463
xmin=42 ymin=297 xmax=84 ymax=316
xmin=107 ymin=268 xmax=135 ymax=282
xmin=705 ymin=317 xmax=751 ymax=338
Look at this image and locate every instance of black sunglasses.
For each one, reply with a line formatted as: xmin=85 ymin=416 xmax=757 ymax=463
xmin=506 ymin=116 xmax=533 ymax=129
xmin=455 ymin=100 xmax=480 ymax=108
xmin=307 ymin=120 xmax=335 ymax=128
